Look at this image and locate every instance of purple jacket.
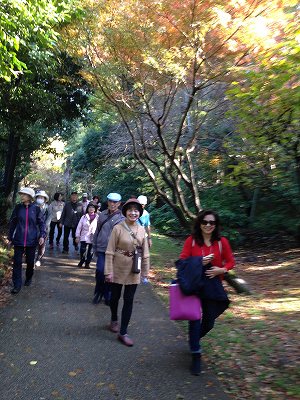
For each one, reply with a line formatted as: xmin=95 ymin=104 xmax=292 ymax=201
xmin=8 ymin=203 xmax=46 ymax=247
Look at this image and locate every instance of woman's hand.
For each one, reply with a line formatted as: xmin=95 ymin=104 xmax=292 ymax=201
xmin=105 ymin=273 xmax=113 ymax=283
xmin=202 ymin=254 xmax=214 ymax=266
xmin=75 ymin=238 xmax=80 ymax=244
xmin=205 ymin=266 xmax=225 ymax=279
xmin=39 ymin=237 xmax=44 ymax=246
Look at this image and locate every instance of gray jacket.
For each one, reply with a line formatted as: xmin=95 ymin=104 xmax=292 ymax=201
xmin=60 ymin=201 xmax=83 ymax=228
xmin=93 ymin=209 xmax=124 ymax=254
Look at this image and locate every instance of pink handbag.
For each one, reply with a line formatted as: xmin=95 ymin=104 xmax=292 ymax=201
xmin=169 ymin=283 xmax=202 ymax=321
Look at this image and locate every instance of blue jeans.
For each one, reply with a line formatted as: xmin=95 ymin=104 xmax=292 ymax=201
xmin=94 ymin=252 xmax=110 ymax=301
xmin=110 ymin=283 xmax=137 ymax=335
xmin=189 ymin=300 xmax=216 ymax=353
xmin=12 ymin=246 xmax=36 ymax=289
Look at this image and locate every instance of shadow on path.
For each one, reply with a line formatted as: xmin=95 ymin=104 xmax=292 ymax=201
xmin=0 ymin=246 xmax=231 ymax=400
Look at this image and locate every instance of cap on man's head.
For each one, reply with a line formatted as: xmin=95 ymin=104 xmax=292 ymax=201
xmin=82 ymin=193 xmax=88 ymax=197
xmin=107 ymin=193 xmax=121 ymax=202
xmin=137 ymin=195 xmax=147 ymax=205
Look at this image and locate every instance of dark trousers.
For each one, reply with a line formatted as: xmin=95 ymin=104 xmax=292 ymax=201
xmin=110 ymin=283 xmax=137 ymax=335
xmin=63 ymin=226 xmax=76 ymax=251
xmin=189 ymin=300 xmax=216 ymax=353
xmin=49 ymin=221 xmax=62 ymax=245
xmin=94 ymin=252 xmax=110 ymax=301
xmin=12 ymin=246 xmax=36 ymax=289
xmin=79 ymin=242 xmax=93 ymax=266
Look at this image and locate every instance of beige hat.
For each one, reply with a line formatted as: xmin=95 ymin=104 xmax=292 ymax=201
xmin=35 ymin=190 xmax=49 ymax=202
xmin=19 ymin=187 xmax=35 ymax=200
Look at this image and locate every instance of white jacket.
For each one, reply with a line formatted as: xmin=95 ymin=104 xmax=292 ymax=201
xmin=75 ymin=214 xmax=99 ymax=243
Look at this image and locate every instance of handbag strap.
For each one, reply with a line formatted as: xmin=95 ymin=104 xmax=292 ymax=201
xmin=122 ymin=221 xmax=138 ymax=248
xmin=98 ymin=210 xmax=120 ymax=231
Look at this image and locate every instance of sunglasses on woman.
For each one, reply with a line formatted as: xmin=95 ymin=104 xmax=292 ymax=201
xmin=201 ymin=220 xmax=216 ymax=226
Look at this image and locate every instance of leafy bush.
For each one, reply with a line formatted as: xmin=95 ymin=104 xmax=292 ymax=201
xmin=149 ymin=204 xmax=187 ymax=236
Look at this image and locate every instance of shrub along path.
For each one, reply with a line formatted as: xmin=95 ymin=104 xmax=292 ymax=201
xmin=0 ymin=246 xmax=231 ymax=400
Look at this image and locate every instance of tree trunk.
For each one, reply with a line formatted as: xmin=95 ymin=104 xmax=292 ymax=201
xmin=249 ymin=187 xmax=259 ymax=223
xmin=1 ymin=130 xmax=20 ymax=197
xmin=0 ymin=130 xmax=20 ymax=224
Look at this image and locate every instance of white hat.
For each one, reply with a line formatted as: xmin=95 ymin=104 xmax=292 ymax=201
xmin=137 ymin=195 xmax=147 ymax=205
xmin=35 ymin=190 xmax=49 ymax=202
xmin=107 ymin=193 xmax=121 ymax=202
xmin=82 ymin=193 xmax=88 ymax=197
xmin=19 ymin=187 xmax=35 ymax=200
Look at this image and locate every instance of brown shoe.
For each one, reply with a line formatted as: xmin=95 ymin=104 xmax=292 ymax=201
xmin=109 ymin=321 xmax=119 ymax=333
xmin=118 ymin=334 xmax=134 ymax=347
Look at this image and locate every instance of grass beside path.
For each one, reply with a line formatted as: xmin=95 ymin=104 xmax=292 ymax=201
xmin=149 ymin=232 xmax=300 ymax=400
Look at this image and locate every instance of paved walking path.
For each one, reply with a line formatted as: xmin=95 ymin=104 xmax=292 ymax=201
xmin=0 ymin=247 xmax=231 ymax=400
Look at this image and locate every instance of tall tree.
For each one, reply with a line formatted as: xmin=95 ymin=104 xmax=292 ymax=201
xmin=0 ymin=52 xmax=88 ymax=201
xmin=0 ymin=0 xmax=74 ymax=81
xmin=225 ymin=15 xmax=300 ymax=238
xmin=65 ymin=0 xmax=291 ymax=228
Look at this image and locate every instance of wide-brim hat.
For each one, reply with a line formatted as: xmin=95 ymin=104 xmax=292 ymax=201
xmin=35 ymin=190 xmax=49 ymax=202
xmin=122 ymin=198 xmax=143 ymax=217
xmin=19 ymin=187 xmax=35 ymax=200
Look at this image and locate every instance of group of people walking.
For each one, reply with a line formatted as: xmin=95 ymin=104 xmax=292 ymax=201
xmin=8 ymin=186 xmax=234 ymax=375
xmin=8 ymin=188 xmax=152 ymax=348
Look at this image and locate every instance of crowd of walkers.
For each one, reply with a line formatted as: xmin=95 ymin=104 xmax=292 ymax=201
xmin=8 ymin=188 xmax=152 ymax=347
xmin=8 ymin=186 xmax=235 ymax=375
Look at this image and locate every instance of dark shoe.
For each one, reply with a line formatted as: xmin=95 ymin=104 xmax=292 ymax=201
xmin=24 ymin=279 xmax=32 ymax=286
xmin=62 ymin=249 xmax=69 ymax=254
xmin=92 ymin=293 xmax=102 ymax=304
xmin=11 ymin=287 xmax=21 ymax=294
xmin=77 ymin=261 xmax=84 ymax=268
xmin=190 ymin=353 xmax=201 ymax=375
xmin=109 ymin=321 xmax=119 ymax=333
xmin=118 ymin=334 xmax=133 ymax=347
xmin=84 ymin=264 xmax=90 ymax=269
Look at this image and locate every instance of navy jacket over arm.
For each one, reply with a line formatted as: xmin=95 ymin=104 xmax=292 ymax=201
xmin=175 ymin=256 xmax=230 ymax=326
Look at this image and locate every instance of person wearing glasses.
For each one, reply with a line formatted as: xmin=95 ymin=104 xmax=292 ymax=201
xmin=179 ymin=209 xmax=235 ymax=375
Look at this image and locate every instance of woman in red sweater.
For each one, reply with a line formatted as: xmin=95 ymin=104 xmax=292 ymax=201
xmin=180 ymin=209 xmax=235 ymax=375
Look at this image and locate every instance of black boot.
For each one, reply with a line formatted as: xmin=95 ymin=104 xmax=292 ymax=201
xmin=77 ymin=260 xmax=84 ymax=268
xmin=84 ymin=263 xmax=90 ymax=269
xmin=92 ymin=292 xmax=102 ymax=304
xmin=190 ymin=353 xmax=201 ymax=375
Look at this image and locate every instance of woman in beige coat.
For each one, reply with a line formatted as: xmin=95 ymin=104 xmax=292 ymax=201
xmin=105 ymin=198 xmax=150 ymax=346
